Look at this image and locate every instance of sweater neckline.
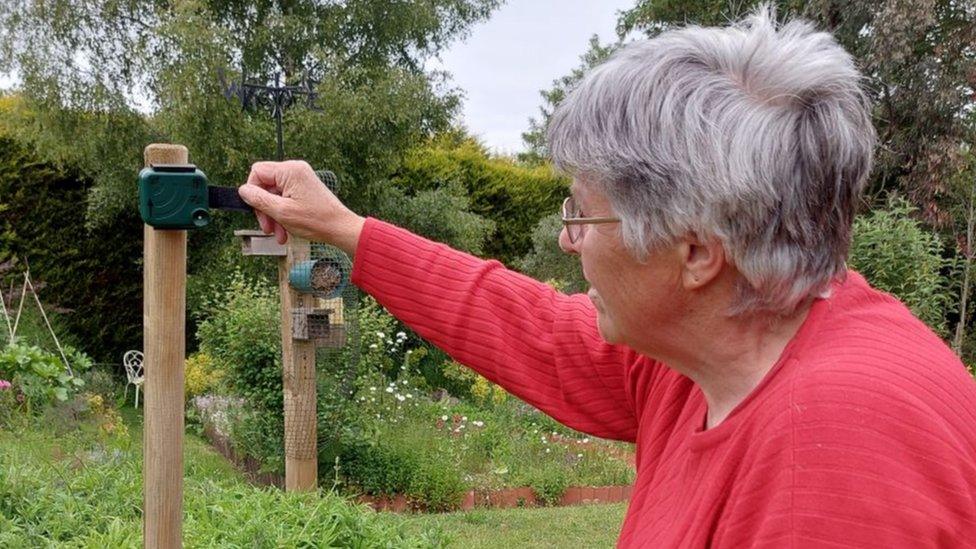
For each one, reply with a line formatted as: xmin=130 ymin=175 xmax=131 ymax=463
xmin=685 ymin=279 xmax=836 ymax=450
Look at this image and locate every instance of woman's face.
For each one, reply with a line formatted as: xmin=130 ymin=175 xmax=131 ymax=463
xmin=559 ymin=183 xmax=685 ymax=348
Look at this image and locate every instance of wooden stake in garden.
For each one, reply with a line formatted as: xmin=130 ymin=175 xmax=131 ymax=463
xmin=142 ymin=143 xmax=188 ymax=549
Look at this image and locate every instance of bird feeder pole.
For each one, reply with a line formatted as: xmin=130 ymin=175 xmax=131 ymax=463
xmin=221 ymin=67 xmax=322 ymax=491
xmin=142 ymin=143 xmax=189 ymax=549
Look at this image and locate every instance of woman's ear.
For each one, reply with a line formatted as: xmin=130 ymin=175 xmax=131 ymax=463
xmin=677 ymin=234 xmax=726 ymax=290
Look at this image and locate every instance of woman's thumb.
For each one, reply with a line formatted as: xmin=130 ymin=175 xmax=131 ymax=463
xmin=238 ymin=184 xmax=287 ymax=216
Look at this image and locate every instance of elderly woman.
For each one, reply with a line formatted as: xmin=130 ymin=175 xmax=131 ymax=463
xmin=239 ymin=8 xmax=976 ymax=548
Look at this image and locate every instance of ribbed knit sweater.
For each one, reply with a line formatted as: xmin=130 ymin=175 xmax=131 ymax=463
xmin=350 ymin=218 xmax=976 ymax=548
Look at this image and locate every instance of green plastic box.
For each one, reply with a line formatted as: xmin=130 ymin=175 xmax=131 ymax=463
xmin=138 ymin=164 xmax=211 ymax=229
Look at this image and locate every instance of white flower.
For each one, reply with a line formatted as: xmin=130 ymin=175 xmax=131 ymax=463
xmin=541 ymin=437 xmax=547 ymax=443
xmin=577 ymin=453 xmax=583 ymax=458
xmin=406 ymin=394 xmax=413 ymax=399
xmin=472 ymin=420 xmax=484 ymax=427
xmin=385 ymin=387 xmax=394 ymax=393
xmin=406 ymin=350 xmax=412 ymax=355
xmin=545 ymin=448 xmax=551 ymax=453
xmin=396 ymin=394 xmax=406 ymax=402
xmin=582 ymin=438 xmax=590 ymax=443
xmin=369 ymin=386 xmax=376 ymax=391
xmin=400 ymin=379 xmax=408 ymax=385
xmin=441 ymin=415 xmax=448 ymax=421
xmin=396 ymin=331 xmax=406 ymax=338
xmin=376 ymin=331 xmax=385 ymax=338
xmin=461 ymin=416 xmax=467 ymax=421
xmin=458 ymin=424 xmax=465 ymax=429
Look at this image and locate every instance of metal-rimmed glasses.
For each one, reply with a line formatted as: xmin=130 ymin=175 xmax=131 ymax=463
xmin=561 ymin=196 xmax=621 ymax=243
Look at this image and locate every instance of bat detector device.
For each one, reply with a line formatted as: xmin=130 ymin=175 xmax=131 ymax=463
xmin=138 ymin=164 xmax=252 ymax=229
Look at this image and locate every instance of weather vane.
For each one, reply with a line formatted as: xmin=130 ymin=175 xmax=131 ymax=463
xmin=218 ymin=68 xmax=321 ymax=161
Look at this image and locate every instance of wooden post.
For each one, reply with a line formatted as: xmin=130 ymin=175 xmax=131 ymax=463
xmin=143 ymin=144 xmax=188 ymax=548
xmin=280 ymin=238 xmax=317 ymax=490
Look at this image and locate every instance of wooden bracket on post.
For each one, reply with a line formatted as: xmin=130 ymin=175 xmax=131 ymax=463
xmin=143 ymin=144 xmax=188 ymax=549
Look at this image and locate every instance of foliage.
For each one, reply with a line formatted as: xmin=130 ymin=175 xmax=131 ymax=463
xmin=393 ymin=136 xmax=569 ymax=263
xmin=0 ymin=381 xmax=17 ymax=429
xmin=380 ymin=182 xmax=496 ymax=257
xmin=527 ymin=468 xmax=571 ymax=506
xmin=184 ymin=352 xmax=225 ymax=401
xmin=442 ymin=360 xmax=507 ymax=407
xmin=228 ymin=405 xmax=286 ymax=475
xmin=616 ymin=0 xmax=976 ymax=230
xmin=78 ymin=366 xmax=122 ymax=407
xmin=516 ymin=213 xmax=587 ymax=294
xmin=850 ymin=197 xmax=957 ymax=335
xmin=196 ymin=272 xmax=281 ymax=413
xmin=0 ymin=343 xmax=88 ymax=410
xmin=0 ymin=411 xmax=442 ymax=547
xmin=0 ymin=131 xmax=142 ymax=362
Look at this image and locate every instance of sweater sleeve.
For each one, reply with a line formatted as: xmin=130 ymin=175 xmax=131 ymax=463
xmin=350 ymin=218 xmax=639 ymax=441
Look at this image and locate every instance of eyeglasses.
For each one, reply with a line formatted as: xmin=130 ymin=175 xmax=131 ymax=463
xmin=561 ymin=196 xmax=621 ymax=243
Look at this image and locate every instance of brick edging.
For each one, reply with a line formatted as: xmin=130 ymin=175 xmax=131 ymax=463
xmin=202 ymin=425 xmax=633 ymax=513
xmin=357 ymin=484 xmax=633 ymax=513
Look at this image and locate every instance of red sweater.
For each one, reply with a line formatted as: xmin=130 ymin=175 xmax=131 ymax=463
xmin=351 ymin=218 xmax=976 ymax=548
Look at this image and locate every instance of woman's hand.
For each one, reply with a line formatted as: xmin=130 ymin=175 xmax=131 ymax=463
xmin=238 ymin=160 xmax=365 ymax=255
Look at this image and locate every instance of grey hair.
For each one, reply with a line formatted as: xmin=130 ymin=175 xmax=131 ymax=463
xmin=547 ymin=5 xmax=876 ymax=317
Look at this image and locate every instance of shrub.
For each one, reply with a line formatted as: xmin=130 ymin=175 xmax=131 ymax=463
xmin=80 ymin=365 xmax=122 ymax=404
xmin=196 ymin=272 xmax=281 ymax=413
xmin=392 ymin=137 xmax=569 ymax=264
xmin=184 ymin=352 xmax=224 ymax=401
xmin=850 ymin=197 xmax=957 ymax=335
xmin=516 ymin=213 xmax=587 ymax=294
xmin=410 ymin=458 xmax=467 ymax=512
xmin=340 ymin=439 xmax=421 ymax=496
xmin=527 ymin=467 xmax=571 ymax=506
xmin=0 ymin=343 xmax=88 ymax=410
xmin=227 ymin=406 xmax=285 ymax=475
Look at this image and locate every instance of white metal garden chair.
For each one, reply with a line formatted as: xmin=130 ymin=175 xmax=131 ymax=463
xmin=123 ymin=350 xmax=145 ymax=409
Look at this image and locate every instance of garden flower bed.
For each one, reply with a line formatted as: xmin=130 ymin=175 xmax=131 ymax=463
xmin=191 ymin=386 xmax=636 ymax=512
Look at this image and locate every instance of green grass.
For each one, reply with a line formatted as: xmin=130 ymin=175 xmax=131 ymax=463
xmin=1 ymin=404 xmax=627 ymax=547
xmin=389 ymin=503 xmax=627 ymax=548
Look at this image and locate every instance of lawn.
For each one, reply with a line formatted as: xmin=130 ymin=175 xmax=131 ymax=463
xmin=0 ymin=404 xmax=626 ymax=547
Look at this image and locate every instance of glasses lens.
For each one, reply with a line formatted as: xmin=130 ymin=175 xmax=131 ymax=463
xmin=563 ymin=197 xmax=581 ymax=243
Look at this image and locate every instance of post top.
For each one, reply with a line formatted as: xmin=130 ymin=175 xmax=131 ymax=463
xmin=143 ymin=144 xmax=188 ymax=168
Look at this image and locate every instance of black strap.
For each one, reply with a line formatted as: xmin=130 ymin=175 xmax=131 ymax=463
xmin=208 ymin=186 xmax=253 ymax=212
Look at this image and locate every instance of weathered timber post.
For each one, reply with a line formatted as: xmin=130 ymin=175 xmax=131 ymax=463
xmin=234 ymin=231 xmax=318 ymax=490
xmin=281 ymin=237 xmax=318 ymax=490
xmin=142 ymin=143 xmax=188 ymax=549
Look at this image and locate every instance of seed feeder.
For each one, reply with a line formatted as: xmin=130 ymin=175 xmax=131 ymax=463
xmin=288 ymin=246 xmax=350 ymax=344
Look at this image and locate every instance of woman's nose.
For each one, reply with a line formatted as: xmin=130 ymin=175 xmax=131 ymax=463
xmin=558 ymin=225 xmax=579 ymax=255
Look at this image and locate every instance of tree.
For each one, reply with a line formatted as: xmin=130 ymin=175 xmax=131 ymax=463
xmin=519 ymin=35 xmax=617 ymax=164
xmin=0 ymin=0 xmax=503 ymax=226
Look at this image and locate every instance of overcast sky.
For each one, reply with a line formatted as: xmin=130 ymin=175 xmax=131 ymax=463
xmin=0 ymin=1 xmax=634 ymax=154
xmin=429 ymin=0 xmax=634 ymax=154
